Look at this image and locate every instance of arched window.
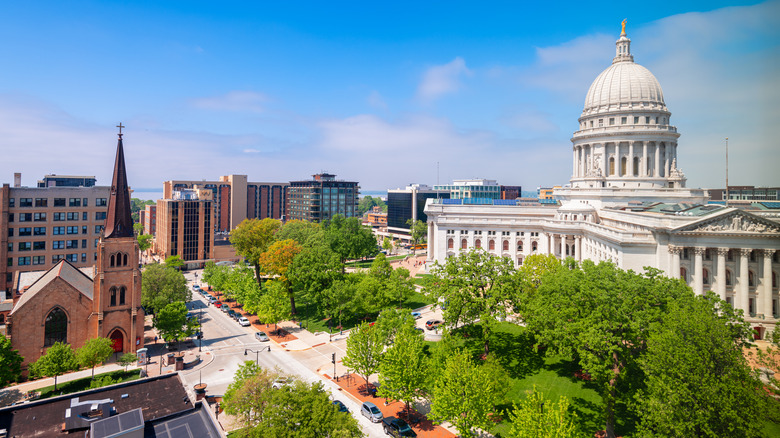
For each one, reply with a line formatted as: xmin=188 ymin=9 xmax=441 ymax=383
xmin=44 ymin=307 xmax=67 ymax=347
xmin=447 ymin=239 xmax=454 ymax=249
xmin=110 ymin=254 xmax=115 ymax=267
xmin=475 ymin=239 xmax=481 ymax=249
xmin=703 ymin=268 xmax=710 ymax=285
xmin=461 ymin=239 xmax=467 ymax=250
xmin=726 ymin=270 xmax=732 ymax=286
xmin=502 ymin=241 xmax=509 ymax=251
xmin=749 ymin=271 xmax=755 ymax=287
xmin=119 ymin=286 xmax=126 ymax=305
xmin=517 ymin=257 xmax=523 ymax=265
xmin=122 ymin=253 xmax=128 ymax=266
xmin=110 ymin=287 xmax=117 ymax=306
xmin=488 ymin=240 xmax=495 ymax=251
xmin=531 ymin=241 xmax=538 ymax=252
xmin=609 ymin=157 xmax=615 ymax=176
xmin=633 ymin=157 xmax=639 ymax=176
xmin=680 ymin=267 xmax=688 ymax=282
xmin=620 ymin=157 xmax=627 ymax=176
xmin=517 ymin=242 xmax=523 ymax=252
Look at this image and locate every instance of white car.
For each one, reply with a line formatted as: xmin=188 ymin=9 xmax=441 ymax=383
xmin=193 ymin=284 xmax=201 ymax=290
xmin=238 ymin=317 xmax=250 ymax=327
xmin=255 ymin=331 xmax=269 ymax=342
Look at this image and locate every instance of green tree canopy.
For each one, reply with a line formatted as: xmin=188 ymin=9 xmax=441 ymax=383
xmin=635 ymin=292 xmax=765 ymax=437
xmin=76 ymin=337 xmax=115 ymax=379
xmin=426 ymin=249 xmax=518 ymax=355
xmin=288 ymin=241 xmax=344 ymax=318
xmin=202 ymin=261 xmax=230 ymax=291
xmin=358 ymin=195 xmax=386 ymax=216
xmin=257 ymin=239 xmax=303 ymax=313
xmin=164 ymin=255 xmax=184 ymax=269
xmin=137 ymin=234 xmax=153 ymax=252
xmin=406 ymin=219 xmax=427 ymax=253
xmin=154 ymin=301 xmax=199 ymax=346
xmin=141 ymin=263 xmax=190 ymax=314
xmin=342 ymin=322 xmax=384 ymax=388
xmin=429 ymin=349 xmax=507 ymax=437
xmin=323 ymin=215 xmax=378 ymax=263
xmin=29 ymin=342 xmax=78 ymax=390
xmin=118 ymin=352 xmax=138 ymax=371
xmin=0 ymin=334 xmax=23 ymax=387
xmin=253 ymin=281 xmax=292 ymax=329
xmin=378 ymin=326 xmax=428 ymax=413
xmin=374 ymin=308 xmax=416 ymax=346
xmin=230 ymin=218 xmax=282 ymax=282
xmin=273 ymin=219 xmax=322 ymax=247
xmin=506 ymin=386 xmax=580 ymax=438
xmin=222 ymin=361 xmax=275 ymax=430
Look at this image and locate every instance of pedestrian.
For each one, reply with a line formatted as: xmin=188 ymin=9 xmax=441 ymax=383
xmin=154 ymin=335 xmax=157 ymax=344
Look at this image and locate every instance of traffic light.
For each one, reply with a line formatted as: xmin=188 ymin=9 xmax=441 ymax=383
xmin=331 ymin=353 xmax=336 ymax=364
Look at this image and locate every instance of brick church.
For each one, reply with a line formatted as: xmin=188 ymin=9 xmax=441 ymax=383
xmin=8 ymin=130 xmax=144 ymax=371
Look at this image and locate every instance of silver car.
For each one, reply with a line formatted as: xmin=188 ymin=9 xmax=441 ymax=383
xmin=255 ymin=331 xmax=269 ymax=342
xmin=361 ymin=401 xmax=383 ymax=423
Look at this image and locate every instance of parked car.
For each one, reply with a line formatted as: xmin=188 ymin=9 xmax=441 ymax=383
xmin=425 ymin=320 xmax=442 ymax=330
xmin=272 ymin=377 xmax=291 ymax=389
xmin=411 ymin=311 xmax=422 ymax=319
xmin=193 ymin=284 xmax=201 ymax=290
xmin=221 ymin=304 xmax=230 ymax=313
xmin=207 ymin=296 xmax=217 ymax=304
xmin=227 ymin=309 xmax=238 ymax=319
xmin=255 ymin=331 xmax=269 ymax=342
xmin=238 ymin=317 xmax=250 ymax=327
xmin=213 ymin=301 xmax=222 ymax=308
xmin=361 ymin=401 xmax=383 ymax=423
xmin=332 ymin=400 xmax=349 ymax=413
xmin=382 ymin=416 xmax=417 ymax=437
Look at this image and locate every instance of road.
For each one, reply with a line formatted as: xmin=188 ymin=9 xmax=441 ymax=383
xmin=180 ymin=271 xmax=387 ymax=438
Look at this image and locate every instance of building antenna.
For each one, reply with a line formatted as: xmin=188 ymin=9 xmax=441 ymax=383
xmin=725 ymin=137 xmax=729 ymax=207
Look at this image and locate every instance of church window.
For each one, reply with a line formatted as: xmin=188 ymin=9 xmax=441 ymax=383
xmin=489 ymin=240 xmax=495 ymax=250
xmin=503 ymin=241 xmax=509 ymax=251
xmin=44 ymin=307 xmax=67 ymax=346
xmin=620 ymin=157 xmax=627 ymax=176
xmin=110 ymin=254 xmax=116 ymax=267
xmin=110 ymin=287 xmax=117 ymax=306
xmin=461 ymin=239 xmax=467 ymax=250
xmin=609 ymin=158 xmax=615 ymax=176
xmin=120 ymin=286 xmax=126 ymax=305
xmin=448 ymin=239 xmax=453 ymax=249
xmin=122 ymin=253 xmax=128 ymax=266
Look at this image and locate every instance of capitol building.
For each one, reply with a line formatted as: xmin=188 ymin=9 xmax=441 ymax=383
xmin=424 ymin=25 xmax=780 ymax=337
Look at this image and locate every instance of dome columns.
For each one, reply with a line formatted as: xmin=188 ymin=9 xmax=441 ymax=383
xmin=571 ymin=139 xmax=679 ymax=188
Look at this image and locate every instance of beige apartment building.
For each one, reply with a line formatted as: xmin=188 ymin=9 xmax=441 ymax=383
xmin=155 ymin=187 xmax=214 ymax=267
xmin=0 ymin=174 xmax=110 ymax=293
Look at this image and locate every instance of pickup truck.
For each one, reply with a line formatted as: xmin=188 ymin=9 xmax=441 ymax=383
xmin=382 ymin=416 xmax=417 ymax=437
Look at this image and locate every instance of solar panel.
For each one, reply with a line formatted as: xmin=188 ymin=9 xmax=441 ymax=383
xmin=760 ymin=201 xmax=780 ymax=209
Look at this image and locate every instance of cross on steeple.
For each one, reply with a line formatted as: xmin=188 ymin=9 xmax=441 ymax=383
xmin=116 ymin=122 xmax=125 ymax=138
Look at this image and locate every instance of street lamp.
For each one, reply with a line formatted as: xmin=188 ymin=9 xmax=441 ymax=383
xmin=244 ymin=347 xmax=270 ymax=365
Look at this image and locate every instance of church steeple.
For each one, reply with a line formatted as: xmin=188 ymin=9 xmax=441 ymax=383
xmin=103 ymin=123 xmax=134 ymax=238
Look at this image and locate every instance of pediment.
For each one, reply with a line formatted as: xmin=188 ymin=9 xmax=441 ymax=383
xmin=672 ymin=209 xmax=780 ymax=235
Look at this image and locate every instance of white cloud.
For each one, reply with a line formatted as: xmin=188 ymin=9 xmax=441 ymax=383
xmin=417 ymin=57 xmax=472 ymax=102
xmin=190 ymin=90 xmax=267 ymax=113
xmin=367 ymin=90 xmax=387 ymax=109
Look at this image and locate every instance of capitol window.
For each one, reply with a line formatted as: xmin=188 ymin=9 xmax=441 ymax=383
xmin=621 ymin=117 xmax=627 ymax=124
xmin=634 ymin=116 xmax=639 ymax=124
xmin=609 ymin=118 xmax=615 ymax=125
xmin=645 ymin=116 xmax=650 ymax=124
xmin=598 ymin=119 xmax=604 ymax=127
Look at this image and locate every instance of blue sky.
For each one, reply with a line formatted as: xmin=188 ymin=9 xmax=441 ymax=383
xmin=0 ymin=1 xmax=777 ymax=196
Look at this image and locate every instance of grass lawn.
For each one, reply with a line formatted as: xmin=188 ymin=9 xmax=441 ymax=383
xmin=345 ymin=255 xmax=405 ymax=268
xmin=413 ymin=273 xmax=431 ymax=286
xmin=36 ymin=369 xmax=141 ymax=400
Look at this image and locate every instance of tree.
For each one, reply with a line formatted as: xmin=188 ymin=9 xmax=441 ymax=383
xmin=133 ymin=222 xmax=144 ymax=236
xmin=523 ymin=261 xmax=692 ymax=438
xmin=202 ymin=260 xmax=230 ymax=291
xmin=288 ymin=242 xmax=344 ymax=318
xmin=29 ymin=342 xmax=78 ymax=391
xmin=222 ymin=262 xmax=263 ymax=305
xmin=374 ymin=308 xmax=416 ymax=346
xmin=506 ymin=386 xmax=580 ymax=438
xmin=324 ymin=215 xmax=378 ymax=264
xmin=164 ymin=255 xmax=184 ymax=269
xmin=257 ymin=239 xmax=303 ymax=313
xmin=259 ymin=380 xmax=363 ymax=438
xmin=137 ymin=234 xmax=153 ymax=252
xmin=321 ymin=276 xmax=360 ymax=329
xmin=253 ymin=281 xmax=292 ymax=330
xmin=358 ymin=195 xmax=386 ymax=216
xmin=223 ymin=361 xmax=275 ymax=430
xmin=429 ymin=349 xmax=506 ymax=437
xmin=118 ymin=352 xmax=138 ymax=371
xmin=0 ymin=334 xmax=23 ymax=387
xmin=141 ymin=263 xmax=190 ymax=314
xmin=230 ymin=218 xmax=282 ymax=282
xmin=273 ymin=219 xmax=322 ymax=247
xmin=76 ymin=337 xmax=115 ymax=379
xmin=406 ymin=219 xmax=427 ymax=254
xmin=378 ymin=327 xmax=428 ymax=413
xmin=342 ymin=322 xmax=384 ymax=388
xmin=382 ymin=236 xmax=393 ymax=254
xmin=426 ymin=249 xmax=517 ymax=355
xmin=635 ymin=292 xmax=765 ymax=437
xmin=154 ymin=302 xmax=199 ymax=347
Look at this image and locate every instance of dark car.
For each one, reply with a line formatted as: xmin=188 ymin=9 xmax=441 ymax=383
xmin=332 ymin=400 xmax=349 ymax=413
xmin=425 ymin=320 xmax=442 ymax=330
xmin=382 ymin=416 xmax=417 ymax=437
xmin=227 ymin=309 xmax=238 ymax=319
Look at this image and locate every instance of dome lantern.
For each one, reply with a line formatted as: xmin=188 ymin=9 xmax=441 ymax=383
xmin=614 ymin=19 xmax=633 ymax=64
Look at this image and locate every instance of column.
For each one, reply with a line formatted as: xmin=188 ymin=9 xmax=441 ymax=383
xmin=548 ymin=234 xmax=553 ymax=255
xmin=654 ymin=143 xmax=660 ymax=178
xmin=641 ymin=142 xmax=648 ymax=177
xmin=601 ymin=144 xmax=607 ymax=177
xmin=762 ymin=250 xmax=775 ymax=318
xmin=693 ymin=247 xmax=704 ymax=295
xmin=560 ymin=235 xmax=567 ymax=259
xmin=426 ymin=223 xmax=434 ymax=263
xmin=573 ymin=148 xmax=578 ymax=178
xmin=628 ymin=142 xmax=634 ymax=177
xmin=669 ymin=245 xmax=681 ymax=279
xmin=663 ymin=144 xmax=670 ymax=177
xmin=575 ymin=236 xmax=581 ymax=261
xmin=716 ymin=248 xmax=728 ymax=301
xmin=739 ymin=249 xmax=750 ymax=315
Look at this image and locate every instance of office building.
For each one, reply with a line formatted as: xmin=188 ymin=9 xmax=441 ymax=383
xmin=155 ymin=187 xmax=214 ymax=266
xmin=142 ymin=204 xmax=157 ymax=236
xmin=387 ymin=184 xmax=449 ymax=234
xmin=287 ymin=173 xmax=359 ymax=222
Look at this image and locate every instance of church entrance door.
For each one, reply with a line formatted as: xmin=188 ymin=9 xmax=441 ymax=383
xmin=109 ymin=330 xmax=124 ymax=353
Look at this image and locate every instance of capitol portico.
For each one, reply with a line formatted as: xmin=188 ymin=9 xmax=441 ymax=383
xmin=424 ymin=24 xmax=780 ymax=337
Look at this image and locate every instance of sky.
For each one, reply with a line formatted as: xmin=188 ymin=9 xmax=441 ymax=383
xmin=0 ymin=1 xmax=777 ymax=197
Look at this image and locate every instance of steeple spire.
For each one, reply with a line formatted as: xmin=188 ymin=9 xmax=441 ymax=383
xmin=613 ymin=19 xmax=634 ymax=64
xmin=103 ymin=124 xmax=134 ymax=238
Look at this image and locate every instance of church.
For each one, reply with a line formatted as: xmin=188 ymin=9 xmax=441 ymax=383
xmin=424 ymin=24 xmax=780 ymax=337
xmin=7 ymin=130 xmax=144 ymax=371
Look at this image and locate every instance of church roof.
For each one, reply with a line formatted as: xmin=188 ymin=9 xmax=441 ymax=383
xmin=104 ymin=131 xmax=134 ymax=238
xmin=10 ymin=260 xmax=93 ymax=315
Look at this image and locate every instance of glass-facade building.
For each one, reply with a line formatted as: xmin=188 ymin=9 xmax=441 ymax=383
xmin=387 ymin=185 xmax=449 ymax=232
xmin=287 ymin=173 xmax=359 ymax=222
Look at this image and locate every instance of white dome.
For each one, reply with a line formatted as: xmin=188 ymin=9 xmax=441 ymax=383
xmin=583 ymin=61 xmax=666 ymax=113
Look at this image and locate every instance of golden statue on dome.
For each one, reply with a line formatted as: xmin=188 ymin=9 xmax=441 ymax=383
xmin=621 ymin=19 xmax=627 ymax=36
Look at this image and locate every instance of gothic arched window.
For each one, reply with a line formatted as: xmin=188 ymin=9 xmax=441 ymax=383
xmin=110 ymin=287 xmax=117 ymax=306
xmin=119 ymin=286 xmax=126 ymax=305
xmin=122 ymin=253 xmax=128 ymax=266
xmin=44 ymin=307 xmax=67 ymax=347
xmin=110 ymin=254 xmax=115 ymax=267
